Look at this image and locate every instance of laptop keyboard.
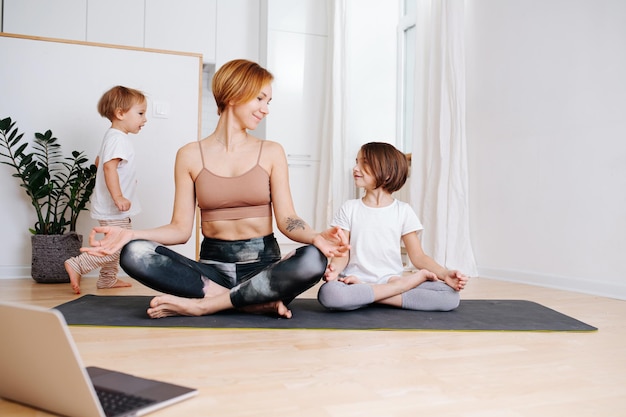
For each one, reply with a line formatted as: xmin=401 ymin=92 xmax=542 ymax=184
xmin=95 ymin=387 xmax=157 ymax=417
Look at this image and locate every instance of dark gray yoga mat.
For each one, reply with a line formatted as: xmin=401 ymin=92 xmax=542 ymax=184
xmin=53 ymin=295 xmax=597 ymax=332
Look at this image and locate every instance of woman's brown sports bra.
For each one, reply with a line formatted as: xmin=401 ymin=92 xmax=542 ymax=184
xmin=195 ymin=141 xmax=272 ymax=221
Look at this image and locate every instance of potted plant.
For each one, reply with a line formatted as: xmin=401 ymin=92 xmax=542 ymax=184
xmin=0 ymin=116 xmax=97 ymax=283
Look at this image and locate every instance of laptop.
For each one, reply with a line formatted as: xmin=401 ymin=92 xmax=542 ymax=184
xmin=0 ymin=301 xmax=197 ymax=417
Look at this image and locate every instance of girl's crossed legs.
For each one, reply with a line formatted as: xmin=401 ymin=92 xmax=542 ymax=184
xmin=318 ymin=272 xmax=461 ymax=312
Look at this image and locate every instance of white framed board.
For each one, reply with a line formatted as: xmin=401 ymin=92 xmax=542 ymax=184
xmin=0 ymin=33 xmax=203 ymax=277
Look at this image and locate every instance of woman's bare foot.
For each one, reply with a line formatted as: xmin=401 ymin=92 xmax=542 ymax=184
xmin=147 ymin=293 xmax=293 ymax=319
xmin=147 ymin=294 xmax=207 ymax=318
xmin=239 ymin=301 xmax=293 ymax=319
xmin=97 ymin=278 xmax=132 ymax=289
xmin=65 ymin=261 xmax=82 ymax=294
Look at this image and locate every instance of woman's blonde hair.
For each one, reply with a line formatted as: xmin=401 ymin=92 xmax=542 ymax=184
xmin=97 ymin=86 xmax=146 ymax=121
xmin=211 ymin=59 xmax=274 ymax=115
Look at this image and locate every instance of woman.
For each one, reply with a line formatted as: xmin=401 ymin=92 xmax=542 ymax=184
xmin=82 ymin=59 xmax=349 ymax=319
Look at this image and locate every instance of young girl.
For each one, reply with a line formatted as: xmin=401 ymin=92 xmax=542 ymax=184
xmin=65 ymin=86 xmax=147 ymax=294
xmin=318 ymin=142 xmax=468 ymax=311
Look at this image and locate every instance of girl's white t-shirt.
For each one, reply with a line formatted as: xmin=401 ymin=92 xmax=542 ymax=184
xmin=331 ymin=198 xmax=423 ymax=284
xmin=90 ymin=128 xmax=141 ymax=220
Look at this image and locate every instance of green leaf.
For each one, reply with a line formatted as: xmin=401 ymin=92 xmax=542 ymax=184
xmin=0 ymin=117 xmax=12 ymax=131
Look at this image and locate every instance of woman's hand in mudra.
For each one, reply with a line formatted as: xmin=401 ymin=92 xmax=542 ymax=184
xmin=80 ymin=226 xmax=133 ymax=256
xmin=314 ymin=226 xmax=350 ymax=258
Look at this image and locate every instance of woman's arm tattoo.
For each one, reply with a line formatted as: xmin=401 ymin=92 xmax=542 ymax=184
xmin=285 ymin=217 xmax=306 ymax=232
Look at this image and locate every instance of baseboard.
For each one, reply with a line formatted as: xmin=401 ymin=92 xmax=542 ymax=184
xmin=0 ymin=266 xmax=114 ymax=280
xmin=0 ymin=266 xmax=31 ymax=279
xmin=478 ymin=266 xmax=626 ymax=301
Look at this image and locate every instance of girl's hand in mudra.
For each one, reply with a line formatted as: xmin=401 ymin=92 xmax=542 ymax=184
xmin=80 ymin=226 xmax=133 ymax=256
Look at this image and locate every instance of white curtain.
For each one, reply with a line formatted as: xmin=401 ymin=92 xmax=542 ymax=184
xmin=317 ymin=0 xmax=477 ymax=277
xmin=410 ymin=0 xmax=478 ymax=276
xmin=314 ymin=0 xmax=351 ymax=231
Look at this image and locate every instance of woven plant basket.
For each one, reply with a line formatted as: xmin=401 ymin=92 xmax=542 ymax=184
xmin=31 ymin=233 xmax=83 ymax=283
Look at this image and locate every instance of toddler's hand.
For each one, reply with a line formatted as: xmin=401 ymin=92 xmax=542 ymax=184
xmin=114 ymin=196 xmax=131 ymax=212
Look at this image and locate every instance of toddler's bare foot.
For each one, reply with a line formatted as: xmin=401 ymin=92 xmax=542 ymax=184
xmin=239 ymin=301 xmax=293 ymax=319
xmin=97 ymin=278 xmax=132 ymax=289
xmin=65 ymin=261 xmax=81 ymax=294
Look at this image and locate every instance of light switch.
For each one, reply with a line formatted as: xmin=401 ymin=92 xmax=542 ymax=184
xmin=153 ymin=101 xmax=170 ymax=118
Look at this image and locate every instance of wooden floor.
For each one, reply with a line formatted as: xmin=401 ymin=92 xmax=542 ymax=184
xmin=1 ymin=276 xmax=625 ymax=417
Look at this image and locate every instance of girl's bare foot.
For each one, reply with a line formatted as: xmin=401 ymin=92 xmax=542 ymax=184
xmin=443 ymin=274 xmax=469 ymax=291
xmin=338 ymin=275 xmax=362 ymax=285
xmin=239 ymin=301 xmax=293 ymax=319
xmin=65 ymin=261 xmax=82 ymax=294
xmin=402 ymin=272 xmax=429 ymax=290
xmin=97 ymin=278 xmax=132 ymax=289
xmin=390 ymin=270 xmax=436 ymax=292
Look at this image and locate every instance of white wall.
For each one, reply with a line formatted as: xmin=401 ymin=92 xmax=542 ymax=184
xmin=265 ymin=0 xmax=328 ymax=249
xmin=215 ymin=0 xmax=262 ymax=68
xmin=3 ymin=0 xmax=217 ymax=62
xmin=465 ymin=0 xmax=626 ymax=299
xmin=345 ymin=0 xmax=399 ymax=157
